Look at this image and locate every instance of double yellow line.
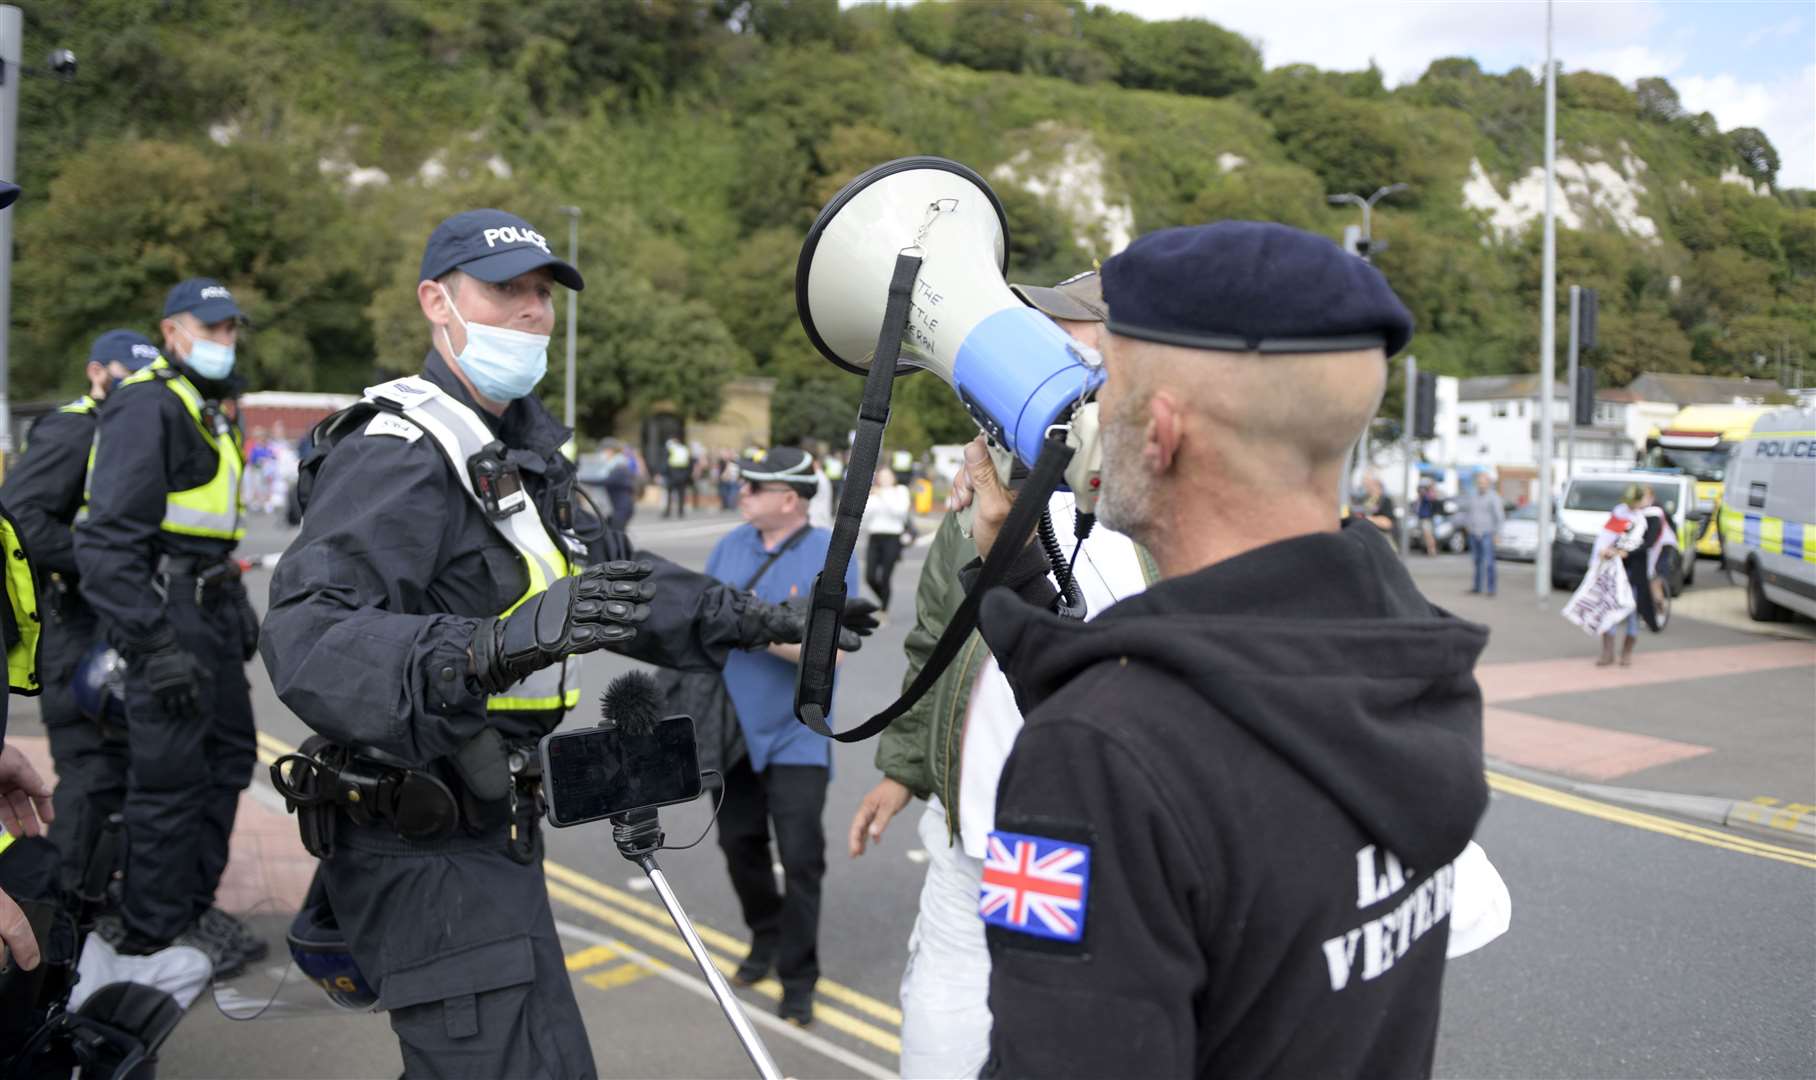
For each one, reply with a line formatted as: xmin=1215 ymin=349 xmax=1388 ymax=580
xmin=1487 ymin=770 xmax=1816 ymax=869
xmin=253 ymin=730 xmax=904 ymax=1055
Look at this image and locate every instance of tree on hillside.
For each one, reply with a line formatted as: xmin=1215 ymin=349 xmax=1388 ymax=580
xmin=15 ymin=138 xmax=381 ymax=398
xmin=1635 ymin=77 xmax=1684 ymax=123
xmin=1728 ymin=128 xmax=1780 ymax=188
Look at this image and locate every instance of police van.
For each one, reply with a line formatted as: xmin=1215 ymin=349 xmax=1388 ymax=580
xmin=1719 ymin=406 xmax=1816 ymax=622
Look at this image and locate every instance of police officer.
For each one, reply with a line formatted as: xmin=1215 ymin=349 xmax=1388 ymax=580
xmin=260 ymin=208 xmax=873 ymax=1078
xmin=74 ymin=279 xmax=264 ymax=974
xmin=0 ymin=176 xmax=54 ymax=977
xmin=962 ymin=223 xmax=1488 ymax=1078
xmin=0 ymin=330 xmax=159 ymax=891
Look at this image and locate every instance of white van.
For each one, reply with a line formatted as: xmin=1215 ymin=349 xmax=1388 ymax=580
xmin=1551 ymin=470 xmax=1695 ymax=594
xmin=1719 ymin=406 xmax=1816 ymax=622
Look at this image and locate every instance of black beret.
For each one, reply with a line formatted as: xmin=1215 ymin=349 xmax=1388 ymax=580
xmin=1101 ymin=222 xmax=1414 ymax=356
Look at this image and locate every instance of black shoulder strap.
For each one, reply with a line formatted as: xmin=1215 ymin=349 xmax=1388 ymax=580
xmin=296 ymin=401 xmax=386 ymax=515
xmin=791 ymin=248 xmax=1074 ymax=743
xmin=742 ymin=524 xmax=814 ymax=592
xmin=793 ymin=251 xmax=920 ymax=737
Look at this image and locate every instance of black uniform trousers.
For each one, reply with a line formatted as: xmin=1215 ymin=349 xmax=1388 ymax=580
xmin=714 ymin=757 xmax=829 ymax=993
xmin=322 ymin=817 xmax=596 ymax=1080
xmin=41 ymin=595 xmax=129 ymax=890
xmin=119 ymin=583 xmax=256 ymax=943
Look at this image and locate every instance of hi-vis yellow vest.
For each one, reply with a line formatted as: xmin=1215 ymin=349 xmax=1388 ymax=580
xmin=111 ymin=359 xmax=246 ymax=541
xmin=1 ymin=509 xmax=42 ymax=696
xmin=361 ymin=376 xmax=583 ymax=713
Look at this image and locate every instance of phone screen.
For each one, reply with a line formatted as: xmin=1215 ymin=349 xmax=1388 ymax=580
xmin=540 ymin=717 xmax=703 ymax=827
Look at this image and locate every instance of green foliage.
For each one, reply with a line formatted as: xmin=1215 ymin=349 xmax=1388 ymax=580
xmin=8 ymin=0 xmax=1811 ymax=444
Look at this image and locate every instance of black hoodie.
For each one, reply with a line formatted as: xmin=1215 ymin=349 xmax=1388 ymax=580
xmin=978 ymin=518 xmax=1489 ymax=1079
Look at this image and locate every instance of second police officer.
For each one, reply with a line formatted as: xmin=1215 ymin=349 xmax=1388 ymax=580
xmin=74 ymin=280 xmax=266 ymax=974
xmin=260 ymin=209 xmax=874 ymax=1077
xmin=0 ymin=330 xmax=159 ymax=893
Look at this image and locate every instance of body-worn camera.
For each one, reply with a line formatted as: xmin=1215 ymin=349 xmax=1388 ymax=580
xmin=467 ymin=440 xmax=528 ymax=520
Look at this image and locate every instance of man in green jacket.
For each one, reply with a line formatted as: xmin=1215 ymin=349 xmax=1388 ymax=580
xmin=846 ymin=272 xmax=1159 ymax=1078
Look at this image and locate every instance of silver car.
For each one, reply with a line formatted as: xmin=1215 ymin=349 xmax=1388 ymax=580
xmin=1494 ymin=504 xmax=1548 ymax=562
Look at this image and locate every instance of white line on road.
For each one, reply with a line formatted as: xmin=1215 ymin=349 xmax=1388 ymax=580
xmin=554 ymin=920 xmax=895 ymax=1080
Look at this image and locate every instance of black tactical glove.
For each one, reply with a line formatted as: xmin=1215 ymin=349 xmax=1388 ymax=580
xmin=231 ymin=584 xmax=260 ymax=663
xmin=737 ymin=595 xmax=879 ymax=652
xmin=135 ymin=633 xmax=202 ymax=717
xmin=469 ymin=560 xmax=657 ymax=695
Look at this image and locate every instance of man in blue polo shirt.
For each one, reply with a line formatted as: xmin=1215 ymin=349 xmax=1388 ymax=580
xmin=707 ymin=445 xmax=858 ymax=1028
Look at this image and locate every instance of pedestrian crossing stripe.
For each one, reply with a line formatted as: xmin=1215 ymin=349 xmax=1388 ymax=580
xmin=563 ymin=945 xmax=619 ymax=973
xmin=583 ymin=961 xmax=660 ymax=991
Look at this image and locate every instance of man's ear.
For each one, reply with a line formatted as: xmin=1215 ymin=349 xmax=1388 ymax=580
xmin=417 ymin=279 xmax=448 ymax=325
xmin=1144 ymin=392 xmax=1184 ymax=475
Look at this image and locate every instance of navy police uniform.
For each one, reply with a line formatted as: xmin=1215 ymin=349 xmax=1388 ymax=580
xmin=976 ymin=224 xmax=1489 ymax=1079
xmin=0 ymin=331 xmax=159 ymax=887
xmin=260 ymin=210 xmax=865 ymax=1078
xmin=74 ymin=282 xmax=260 ymax=952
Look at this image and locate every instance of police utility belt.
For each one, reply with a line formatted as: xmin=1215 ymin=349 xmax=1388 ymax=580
xmin=273 ymin=375 xmax=587 ymax=863
xmin=153 ymin=553 xmax=241 ymax=605
xmin=271 ymin=732 xmax=544 ymax=865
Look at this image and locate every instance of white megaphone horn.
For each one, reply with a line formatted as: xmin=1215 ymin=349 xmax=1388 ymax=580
xmin=796 ymin=157 xmax=1104 ymax=506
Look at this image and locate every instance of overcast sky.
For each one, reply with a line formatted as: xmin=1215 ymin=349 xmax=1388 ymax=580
xmin=858 ymin=1 xmax=1816 ymax=190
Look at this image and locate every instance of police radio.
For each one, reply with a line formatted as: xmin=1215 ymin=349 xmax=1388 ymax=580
xmin=467 ymin=440 xmax=528 ymax=520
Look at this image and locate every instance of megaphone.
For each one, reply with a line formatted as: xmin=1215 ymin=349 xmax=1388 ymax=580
xmin=796 ymin=157 xmax=1104 ymax=488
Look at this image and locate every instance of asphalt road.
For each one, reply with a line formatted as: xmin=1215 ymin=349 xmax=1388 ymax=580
xmin=32 ymin=510 xmax=1813 ymax=1078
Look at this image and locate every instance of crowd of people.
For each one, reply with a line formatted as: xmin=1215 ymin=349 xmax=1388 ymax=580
xmin=0 ymin=185 xmax=1514 ymax=1080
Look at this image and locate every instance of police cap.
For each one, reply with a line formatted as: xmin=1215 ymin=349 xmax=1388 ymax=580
xmin=0 ymin=182 xmax=18 ymax=210
xmin=419 ymin=209 xmax=584 ymax=292
xmin=740 ymin=446 xmax=817 ymax=497
xmin=89 ymin=329 xmax=161 ymax=371
xmin=1010 ymin=268 xmax=1106 ymax=323
xmin=164 ymin=278 xmax=245 ymax=324
xmin=1101 ymin=221 xmax=1414 ymax=357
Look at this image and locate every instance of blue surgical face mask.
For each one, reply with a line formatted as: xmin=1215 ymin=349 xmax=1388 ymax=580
xmin=439 ymin=284 xmax=549 ymax=403
xmin=180 ymin=325 xmax=236 ymax=381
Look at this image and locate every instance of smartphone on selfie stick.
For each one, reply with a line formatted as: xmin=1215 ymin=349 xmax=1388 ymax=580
xmin=540 ymin=673 xmax=783 ymax=1080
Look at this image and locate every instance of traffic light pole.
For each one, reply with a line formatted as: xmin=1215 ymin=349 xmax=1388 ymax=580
xmin=1401 ymin=355 xmax=1416 ymax=557
xmin=0 ymin=5 xmax=21 ymax=457
xmin=1565 ymin=284 xmax=1579 ymax=484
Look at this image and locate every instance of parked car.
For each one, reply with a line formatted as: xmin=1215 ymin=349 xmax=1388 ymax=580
xmin=1719 ymin=405 xmax=1815 ymax=622
xmin=1494 ymin=504 xmax=1552 ymax=561
xmin=1551 ymin=470 xmax=1695 ymax=595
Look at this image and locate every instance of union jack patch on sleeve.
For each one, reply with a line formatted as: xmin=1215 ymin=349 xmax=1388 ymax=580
xmin=980 ymin=830 xmax=1092 ymax=943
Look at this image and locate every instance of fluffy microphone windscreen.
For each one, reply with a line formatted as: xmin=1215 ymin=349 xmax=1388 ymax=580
xmin=601 ymin=670 xmax=664 ymax=736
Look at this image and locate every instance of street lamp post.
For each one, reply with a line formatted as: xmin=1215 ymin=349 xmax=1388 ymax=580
xmin=558 ymin=206 xmax=580 ymax=437
xmin=1328 ymin=183 xmax=1408 ymax=262
xmin=1535 ymin=0 xmax=1559 ymax=601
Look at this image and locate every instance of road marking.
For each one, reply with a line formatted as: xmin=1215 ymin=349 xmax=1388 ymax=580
xmin=1487 ymin=770 xmax=1816 ymax=869
xmin=583 ymin=962 xmax=657 ymax=991
xmin=548 ymin=880 xmax=903 ymax=1056
xmin=554 ymin=920 xmax=895 ymax=1080
xmin=1728 ymin=797 xmax=1816 ymax=835
xmin=564 ymin=944 xmax=619 ymax=973
xmin=544 ymin=860 xmax=904 ymax=1028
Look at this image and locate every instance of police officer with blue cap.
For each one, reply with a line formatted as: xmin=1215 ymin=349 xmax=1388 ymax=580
xmin=74 ymin=280 xmax=266 ymax=975
xmin=261 ymin=208 xmax=875 ymax=1077
xmin=0 ymin=330 xmax=160 ymax=893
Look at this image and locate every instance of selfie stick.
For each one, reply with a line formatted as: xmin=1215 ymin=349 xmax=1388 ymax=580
xmin=610 ymin=809 xmax=783 ymax=1080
